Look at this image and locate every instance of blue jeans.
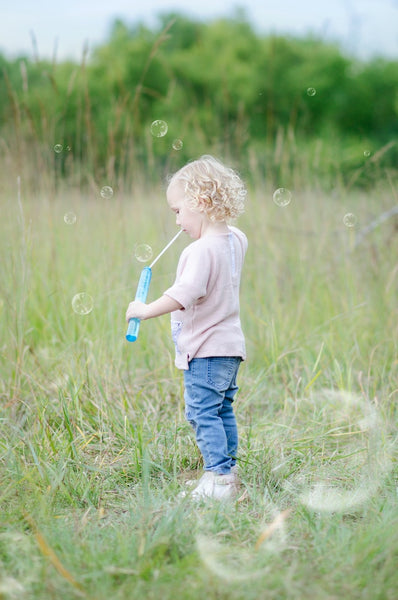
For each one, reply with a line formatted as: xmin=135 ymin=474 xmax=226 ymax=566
xmin=183 ymin=357 xmax=242 ymax=475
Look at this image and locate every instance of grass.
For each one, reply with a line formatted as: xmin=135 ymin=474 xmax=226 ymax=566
xmin=0 ymin=171 xmax=397 ymax=599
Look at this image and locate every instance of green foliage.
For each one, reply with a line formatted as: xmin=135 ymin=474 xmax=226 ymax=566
xmin=0 ymin=13 xmax=397 ymax=189
xmin=0 ymin=13 xmax=396 ymax=597
xmin=0 ymin=180 xmax=397 ymax=599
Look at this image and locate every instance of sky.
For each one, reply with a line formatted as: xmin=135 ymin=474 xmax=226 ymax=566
xmin=1 ymin=0 xmax=398 ymax=62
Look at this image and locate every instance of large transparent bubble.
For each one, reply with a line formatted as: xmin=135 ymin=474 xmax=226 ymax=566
xmin=150 ymin=120 xmax=168 ymax=137
xmin=195 ymin=502 xmax=290 ymax=582
xmin=64 ymin=212 xmax=77 ymax=225
xmin=71 ymin=292 xmax=93 ymax=315
xmin=134 ymin=243 xmax=153 ymax=263
xmin=281 ymin=389 xmax=391 ymax=513
xmin=172 ymin=139 xmax=183 ymax=150
xmin=100 ymin=186 xmax=114 ymax=199
xmin=273 ymin=188 xmax=292 ymax=207
xmin=343 ymin=213 xmax=358 ymax=228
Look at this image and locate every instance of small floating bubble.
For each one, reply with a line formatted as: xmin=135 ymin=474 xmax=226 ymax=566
xmin=71 ymin=292 xmax=93 ymax=315
xmin=54 ymin=144 xmax=63 ymax=153
xmin=307 ymin=87 xmax=316 ymax=96
xmin=172 ymin=139 xmax=183 ymax=151
xmin=100 ymin=185 xmax=114 ymax=199
xmin=64 ymin=211 xmax=77 ymax=225
xmin=134 ymin=243 xmax=153 ymax=263
xmin=273 ymin=188 xmax=292 ymax=207
xmin=150 ymin=120 xmax=168 ymax=137
xmin=343 ymin=213 xmax=358 ymax=228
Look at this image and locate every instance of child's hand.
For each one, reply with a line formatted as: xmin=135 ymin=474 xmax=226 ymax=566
xmin=126 ymin=300 xmax=148 ymax=322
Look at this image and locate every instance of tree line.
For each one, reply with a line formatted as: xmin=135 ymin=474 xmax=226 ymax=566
xmin=1 ymin=12 xmax=397 ymax=188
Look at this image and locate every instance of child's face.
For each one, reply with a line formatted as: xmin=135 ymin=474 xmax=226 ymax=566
xmin=167 ymin=181 xmax=206 ymax=239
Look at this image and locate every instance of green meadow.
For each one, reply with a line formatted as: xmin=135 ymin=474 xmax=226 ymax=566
xmin=0 ymin=12 xmax=397 ymax=600
xmin=0 ymin=170 xmax=397 ymax=599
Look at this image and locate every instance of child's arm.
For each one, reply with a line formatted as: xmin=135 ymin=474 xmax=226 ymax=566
xmin=126 ymin=294 xmax=183 ymax=322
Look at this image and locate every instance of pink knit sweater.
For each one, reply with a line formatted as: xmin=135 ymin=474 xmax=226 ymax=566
xmin=164 ymin=226 xmax=247 ymax=370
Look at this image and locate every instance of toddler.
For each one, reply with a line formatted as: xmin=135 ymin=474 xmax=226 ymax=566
xmin=125 ymin=155 xmax=247 ymax=500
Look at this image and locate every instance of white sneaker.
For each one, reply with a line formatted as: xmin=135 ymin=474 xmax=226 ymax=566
xmin=185 ymin=464 xmax=238 ymax=487
xmin=190 ymin=471 xmax=239 ymax=501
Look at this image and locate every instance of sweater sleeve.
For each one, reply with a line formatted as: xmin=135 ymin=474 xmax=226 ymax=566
xmin=164 ymin=243 xmax=212 ymax=310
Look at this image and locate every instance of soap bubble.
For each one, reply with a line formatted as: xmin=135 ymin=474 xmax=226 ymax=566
xmin=273 ymin=188 xmax=292 ymax=207
xmin=363 ymin=150 xmax=371 ymax=157
xmin=196 ymin=535 xmax=266 ymax=583
xmin=54 ymin=144 xmax=63 ymax=153
xmin=172 ymin=139 xmax=183 ymax=151
xmin=295 ymin=390 xmax=390 ymax=513
xmin=300 ymin=482 xmax=372 ymax=513
xmin=100 ymin=185 xmax=114 ymax=199
xmin=150 ymin=120 xmax=168 ymax=137
xmin=343 ymin=212 xmax=358 ymax=227
xmin=196 ymin=503 xmax=289 ymax=582
xmin=72 ymin=293 xmax=93 ymax=315
xmin=64 ymin=211 xmax=77 ymax=225
xmin=307 ymin=87 xmax=316 ymax=96
xmin=134 ymin=243 xmax=153 ymax=263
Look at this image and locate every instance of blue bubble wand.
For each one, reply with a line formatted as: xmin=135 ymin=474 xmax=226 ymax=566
xmin=126 ymin=229 xmax=182 ymax=342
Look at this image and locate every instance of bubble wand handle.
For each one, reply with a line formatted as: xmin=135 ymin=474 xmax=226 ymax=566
xmin=126 ymin=229 xmax=182 ymax=343
xmin=126 ymin=266 xmax=152 ymax=342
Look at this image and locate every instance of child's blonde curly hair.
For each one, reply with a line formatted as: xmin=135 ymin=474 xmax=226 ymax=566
xmin=168 ymin=155 xmax=246 ymax=222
